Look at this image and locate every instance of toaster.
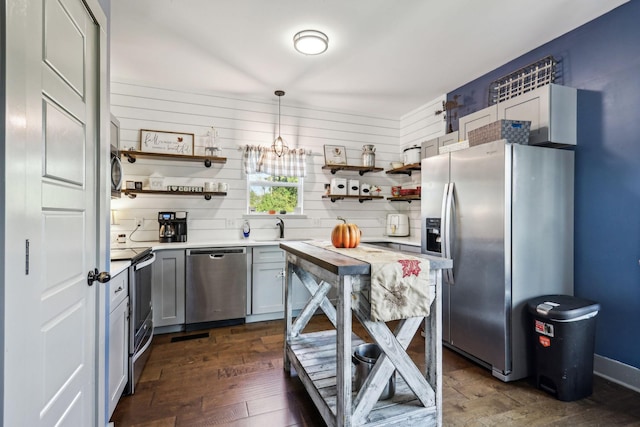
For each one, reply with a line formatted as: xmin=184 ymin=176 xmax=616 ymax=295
xmin=386 ymin=214 xmax=409 ymax=237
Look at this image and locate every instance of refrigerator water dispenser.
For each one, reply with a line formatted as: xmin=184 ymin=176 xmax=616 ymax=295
xmin=425 ymin=218 xmax=442 ymax=254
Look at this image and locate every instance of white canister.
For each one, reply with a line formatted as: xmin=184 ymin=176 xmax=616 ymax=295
xmin=218 ymin=182 xmax=228 ymax=193
xmin=148 ymin=174 xmax=164 ymax=191
xmin=360 ymin=183 xmax=371 ymax=195
xmin=204 ymin=181 xmax=217 ymax=192
xmin=348 ymin=179 xmax=360 ymax=196
xmin=403 ymin=146 xmax=421 ymax=165
xmin=330 ymin=178 xmax=347 ymax=195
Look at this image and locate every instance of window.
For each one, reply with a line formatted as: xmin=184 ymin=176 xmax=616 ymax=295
xmin=247 ymin=172 xmax=303 ymax=214
xmin=243 ymin=145 xmax=306 ymax=214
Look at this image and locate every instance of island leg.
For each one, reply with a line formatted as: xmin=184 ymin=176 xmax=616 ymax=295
xmin=284 ymin=260 xmax=293 ymax=374
xmin=424 ymin=269 xmax=442 ymax=426
xmin=336 ymin=274 xmax=353 ymax=426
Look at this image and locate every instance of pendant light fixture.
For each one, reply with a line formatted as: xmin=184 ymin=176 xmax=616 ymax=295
xmin=293 ymin=30 xmax=329 ymax=55
xmin=272 ymin=90 xmax=288 ymax=157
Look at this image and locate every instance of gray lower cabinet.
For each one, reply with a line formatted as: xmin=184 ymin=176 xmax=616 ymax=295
xmin=251 ymin=246 xmax=310 ymax=315
xmin=107 ymin=268 xmax=129 ymax=419
xmin=151 ymin=249 xmax=186 ymax=327
xmin=366 ymin=241 xmax=421 ymax=254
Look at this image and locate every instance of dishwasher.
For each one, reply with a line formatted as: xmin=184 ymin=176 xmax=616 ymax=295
xmin=186 ymin=247 xmax=247 ymax=329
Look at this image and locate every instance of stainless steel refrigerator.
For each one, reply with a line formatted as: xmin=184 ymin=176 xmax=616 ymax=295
xmin=421 ymin=139 xmax=574 ymax=381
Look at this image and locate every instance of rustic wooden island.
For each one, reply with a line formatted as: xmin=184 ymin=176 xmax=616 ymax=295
xmin=280 ymin=241 xmax=452 ymax=427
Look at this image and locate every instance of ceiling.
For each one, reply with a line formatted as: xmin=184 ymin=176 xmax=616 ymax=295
xmin=110 ymin=0 xmax=627 ymax=118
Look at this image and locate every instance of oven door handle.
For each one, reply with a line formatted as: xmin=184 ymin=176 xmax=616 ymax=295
xmin=134 ymin=253 xmax=156 ymax=271
xmin=132 ymin=325 xmax=154 ymax=362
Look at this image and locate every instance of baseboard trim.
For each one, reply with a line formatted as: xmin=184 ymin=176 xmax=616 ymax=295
xmin=594 ymin=354 xmax=640 ymax=393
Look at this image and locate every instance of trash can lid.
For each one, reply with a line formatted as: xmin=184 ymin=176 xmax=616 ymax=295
xmin=527 ymin=294 xmax=601 ymax=320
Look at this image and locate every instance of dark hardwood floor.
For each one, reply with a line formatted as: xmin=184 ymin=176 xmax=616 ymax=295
xmin=111 ymin=317 xmax=640 ymax=426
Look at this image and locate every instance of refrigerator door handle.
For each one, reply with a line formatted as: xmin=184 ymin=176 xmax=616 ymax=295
xmin=440 ymin=183 xmax=449 ymax=260
xmin=444 ymin=182 xmax=455 ymax=285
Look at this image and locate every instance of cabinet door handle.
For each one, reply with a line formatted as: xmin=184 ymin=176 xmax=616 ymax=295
xmin=114 ymin=286 xmax=123 ymax=294
xmin=276 ymin=269 xmax=285 ymax=278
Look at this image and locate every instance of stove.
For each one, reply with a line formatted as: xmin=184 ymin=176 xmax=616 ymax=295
xmin=110 ymin=247 xmax=152 ymax=262
xmin=109 ymin=246 xmax=156 ymax=395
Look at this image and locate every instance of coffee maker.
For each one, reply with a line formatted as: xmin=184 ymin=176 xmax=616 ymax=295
xmin=158 ymin=211 xmax=188 ymax=243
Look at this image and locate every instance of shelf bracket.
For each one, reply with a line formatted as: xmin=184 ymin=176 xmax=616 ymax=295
xmin=330 ymin=168 xmax=338 ymax=175
xmin=125 ymin=154 xmax=136 ymax=163
xmin=204 ymin=194 xmax=212 ymax=200
xmin=204 ymin=159 xmax=212 ymax=168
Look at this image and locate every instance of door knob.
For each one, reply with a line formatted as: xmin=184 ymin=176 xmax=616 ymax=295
xmin=87 ymin=268 xmax=111 ymax=286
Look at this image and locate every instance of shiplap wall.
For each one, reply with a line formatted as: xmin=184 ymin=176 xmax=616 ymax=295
xmin=397 ymin=97 xmax=447 ymax=236
xmin=110 ymin=81 xmax=444 ymax=244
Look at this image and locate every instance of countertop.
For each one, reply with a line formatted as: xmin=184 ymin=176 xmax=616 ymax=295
xmin=109 ymin=236 xmax=422 ymax=274
xmin=280 ymin=241 xmax=452 ymax=272
xmin=110 ymin=260 xmax=131 ymax=276
xmin=112 ymin=235 xmax=421 ymax=251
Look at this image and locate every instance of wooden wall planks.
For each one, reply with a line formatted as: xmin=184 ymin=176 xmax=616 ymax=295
xmin=110 ymin=81 xmax=445 ymax=243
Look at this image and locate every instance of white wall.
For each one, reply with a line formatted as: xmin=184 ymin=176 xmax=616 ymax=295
xmin=398 ymin=96 xmax=447 ymax=236
xmin=110 ymin=81 xmax=444 ymax=244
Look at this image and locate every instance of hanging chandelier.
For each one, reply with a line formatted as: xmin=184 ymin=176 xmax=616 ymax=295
xmin=272 ymin=90 xmax=288 ymax=157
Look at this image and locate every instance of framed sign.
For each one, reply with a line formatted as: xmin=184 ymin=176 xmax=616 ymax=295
xmin=324 ymin=145 xmax=347 ymax=165
xmin=139 ymin=129 xmax=194 ymax=156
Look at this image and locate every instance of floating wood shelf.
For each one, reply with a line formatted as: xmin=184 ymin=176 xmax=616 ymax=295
xmin=122 ymin=189 xmax=226 ymax=200
xmin=387 ymin=195 xmax=421 ymax=203
xmin=385 ymin=163 xmax=421 ymax=176
xmin=322 ymin=194 xmax=384 ymax=203
xmin=121 ymin=150 xmax=227 ymax=168
xmin=322 ymin=165 xmax=383 ymax=176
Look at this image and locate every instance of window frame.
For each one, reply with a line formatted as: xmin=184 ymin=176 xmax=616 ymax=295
xmin=246 ymin=172 xmax=304 ymax=215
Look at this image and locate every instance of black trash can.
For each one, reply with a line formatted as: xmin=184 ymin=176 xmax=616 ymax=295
xmin=527 ymin=294 xmax=600 ymax=401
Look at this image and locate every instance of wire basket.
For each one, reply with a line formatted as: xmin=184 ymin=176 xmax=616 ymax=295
xmin=489 ymin=56 xmax=558 ymax=105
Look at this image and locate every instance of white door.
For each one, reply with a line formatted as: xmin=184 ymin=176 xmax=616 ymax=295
xmin=4 ymin=0 xmax=104 ymax=425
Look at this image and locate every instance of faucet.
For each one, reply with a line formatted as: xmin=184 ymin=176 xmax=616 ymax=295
xmin=275 ymin=217 xmax=285 ymax=239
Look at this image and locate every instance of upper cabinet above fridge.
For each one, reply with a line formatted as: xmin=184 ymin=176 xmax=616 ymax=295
xmin=458 ymin=84 xmax=578 ymax=147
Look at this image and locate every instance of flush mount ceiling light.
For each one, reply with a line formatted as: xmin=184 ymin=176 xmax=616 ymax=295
xmin=272 ymin=90 xmax=288 ymax=157
xmin=293 ymin=30 xmax=329 ymax=55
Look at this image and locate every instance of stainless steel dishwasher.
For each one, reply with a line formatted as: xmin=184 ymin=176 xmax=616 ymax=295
xmin=186 ymin=247 xmax=247 ymax=328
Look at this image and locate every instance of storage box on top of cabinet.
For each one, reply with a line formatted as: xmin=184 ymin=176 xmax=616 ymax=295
xmin=468 ymin=120 xmax=531 ymax=146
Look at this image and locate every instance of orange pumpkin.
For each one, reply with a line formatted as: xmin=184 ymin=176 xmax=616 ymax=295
xmin=331 ymin=217 xmax=361 ymax=248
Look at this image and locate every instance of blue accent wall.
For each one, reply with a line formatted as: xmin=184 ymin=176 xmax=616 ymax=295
xmin=448 ymin=2 xmax=640 ymax=369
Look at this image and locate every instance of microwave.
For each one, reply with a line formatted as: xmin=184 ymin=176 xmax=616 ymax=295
xmin=110 ymin=114 xmax=123 ymax=198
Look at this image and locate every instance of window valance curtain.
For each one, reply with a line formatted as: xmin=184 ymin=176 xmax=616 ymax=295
xmin=243 ymin=145 xmax=307 ymax=177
